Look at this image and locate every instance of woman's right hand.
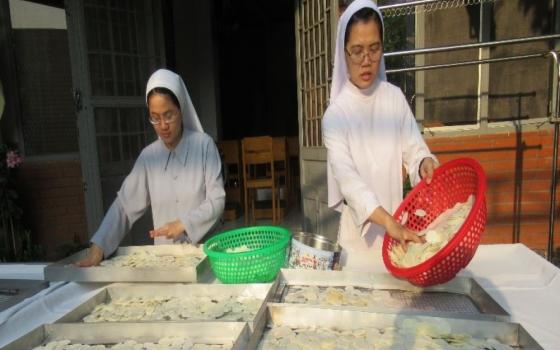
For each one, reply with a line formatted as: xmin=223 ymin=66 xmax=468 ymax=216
xmin=74 ymin=243 xmax=104 ymax=267
xmin=369 ymin=206 xmax=425 ymax=250
xmin=385 ymin=219 xmax=425 ymax=249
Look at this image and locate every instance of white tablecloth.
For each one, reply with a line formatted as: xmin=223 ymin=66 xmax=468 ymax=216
xmin=0 ymin=264 xmax=46 ymax=280
xmin=0 ymin=244 xmax=558 ymax=349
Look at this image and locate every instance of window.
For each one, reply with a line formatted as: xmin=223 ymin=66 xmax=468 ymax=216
xmin=10 ymin=0 xmax=78 ymax=156
xmin=297 ymin=0 xmax=334 ymax=148
xmin=488 ymin=1 xmax=552 ymax=122
xmin=380 ymin=0 xmax=554 ymax=130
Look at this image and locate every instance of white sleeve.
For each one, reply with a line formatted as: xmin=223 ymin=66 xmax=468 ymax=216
xmin=399 ymin=92 xmax=438 ymax=186
xmin=180 ymin=139 xmax=225 ymax=243
xmin=91 ymin=155 xmax=150 ymax=257
xmin=90 ymin=200 xmax=130 ymax=257
xmin=322 ymin=106 xmax=380 ymax=226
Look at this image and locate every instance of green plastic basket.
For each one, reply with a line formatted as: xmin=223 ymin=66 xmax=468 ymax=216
xmin=203 ymin=226 xmax=292 ymax=283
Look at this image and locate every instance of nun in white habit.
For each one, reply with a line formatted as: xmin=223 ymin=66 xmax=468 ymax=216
xmin=77 ymin=69 xmax=225 ymax=266
xmin=322 ymin=0 xmax=438 ymax=272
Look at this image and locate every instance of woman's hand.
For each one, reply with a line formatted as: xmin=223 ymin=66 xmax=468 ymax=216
xmin=149 ymin=219 xmax=186 ymax=241
xmin=74 ymin=243 xmax=104 ymax=267
xmin=419 ymin=157 xmax=437 ymax=184
xmin=369 ymin=207 xmax=425 ymax=250
xmin=385 ymin=219 xmax=425 ymax=249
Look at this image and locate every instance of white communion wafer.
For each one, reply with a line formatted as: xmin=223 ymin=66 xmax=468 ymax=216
xmin=83 ymin=294 xmax=262 ymax=323
xmin=257 ymin=320 xmax=514 ymax=350
xmin=32 ymin=337 xmax=232 ymax=350
xmin=99 ymin=246 xmax=202 ymax=269
xmin=390 ymin=195 xmax=475 ymax=268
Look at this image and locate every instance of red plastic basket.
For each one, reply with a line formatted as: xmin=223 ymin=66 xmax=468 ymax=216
xmin=382 ymin=158 xmax=487 ymax=286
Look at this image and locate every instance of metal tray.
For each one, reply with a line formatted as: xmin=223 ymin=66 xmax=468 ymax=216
xmin=55 ymin=282 xmax=275 ymax=334
xmin=0 ymin=322 xmax=250 ymax=350
xmin=272 ymin=269 xmax=510 ymax=321
xmin=257 ymin=305 xmax=542 ymax=350
xmin=44 ymin=245 xmax=210 ymax=283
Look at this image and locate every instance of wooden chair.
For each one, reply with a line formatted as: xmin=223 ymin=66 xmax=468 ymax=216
xmin=272 ymin=137 xmax=289 ymax=217
xmin=287 ymin=136 xmax=300 ymax=203
xmin=217 ymin=140 xmax=243 ymax=220
xmin=241 ymin=136 xmax=280 ymax=224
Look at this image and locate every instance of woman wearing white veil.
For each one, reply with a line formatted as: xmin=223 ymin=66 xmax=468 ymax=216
xmin=77 ymin=69 xmax=225 ymax=266
xmin=322 ymin=0 xmax=438 ymax=272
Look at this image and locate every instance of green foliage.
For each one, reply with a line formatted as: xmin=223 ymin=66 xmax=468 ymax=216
xmin=383 ymin=15 xmax=414 ymax=89
xmin=0 ymin=144 xmax=42 ymax=262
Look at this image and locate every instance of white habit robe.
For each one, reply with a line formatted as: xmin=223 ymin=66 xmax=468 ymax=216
xmin=322 ymin=0 xmax=436 ymax=272
xmin=91 ymin=69 xmax=225 ymax=257
xmin=323 ymin=80 xmax=435 ymax=271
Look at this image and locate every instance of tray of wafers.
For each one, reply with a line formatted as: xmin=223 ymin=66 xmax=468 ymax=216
xmin=254 ymin=304 xmax=541 ymax=350
xmin=0 ymin=322 xmax=250 ymax=350
xmin=272 ymin=269 xmax=509 ymax=321
xmin=44 ymin=244 xmax=210 ymax=283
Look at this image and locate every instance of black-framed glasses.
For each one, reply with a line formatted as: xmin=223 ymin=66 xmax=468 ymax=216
xmin=346 ymin=45 xmax=382 ymax=65
xmin=148 ymin=110 xmax=179 ymax=125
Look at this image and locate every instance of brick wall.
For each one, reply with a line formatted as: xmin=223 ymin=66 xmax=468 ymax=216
xmin=16 ymin=160 xmax=87 ymax=261
xmin=426 ymin=128 xmax=559 ymax=255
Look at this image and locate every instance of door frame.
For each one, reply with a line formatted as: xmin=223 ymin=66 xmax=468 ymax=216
xmin=65 ymin=0 xmax=104 ymax=235
xmin=65 ymin=0 xmax=165 ymax=236
xmin=294 ymin=0 xmax=340 ymax=239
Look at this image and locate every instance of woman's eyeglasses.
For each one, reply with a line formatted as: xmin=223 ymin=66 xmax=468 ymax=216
xmin=346 ymin=45 xmax=382 ymax=65
xmin=148 ymin=110 xmax=179 ymax=125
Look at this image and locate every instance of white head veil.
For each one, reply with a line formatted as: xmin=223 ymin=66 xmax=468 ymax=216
xmin=330 ymin=0 xmax=386 ymax=103
xmin=145 ymin=68 xmax=204 ymax=133
xmin=327 ymin=0 xmax=387 ymax=210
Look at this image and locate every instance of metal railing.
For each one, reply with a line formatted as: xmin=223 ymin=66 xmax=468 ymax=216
xmin=379 ymin=0 xmax=497 ymax=18
xmin=380 ymin=0 xmax=452 ymax=10
xmin=385 ymin=33 xmax=560 ymax=60
xmin=386 ymin=52 xmax=546 ymax=74
xmin=380 ymin=29 xmax=560 ymax=260
xmin=547 ymin=51 xmax=560 ymax=261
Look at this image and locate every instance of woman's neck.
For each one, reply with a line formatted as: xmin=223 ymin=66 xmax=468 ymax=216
xmin=164 ymin=128 xmax=184 ymax=150
xmin=347 ymin=79 xmax=379 ymax=98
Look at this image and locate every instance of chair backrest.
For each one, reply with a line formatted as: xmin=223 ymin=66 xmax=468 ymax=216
xmin=217 ymin=140 xmax=241 ymax=165
xmin=287 ymin=136 xmax=299 ymax=158
xmin=242 ymin=136 xmax=274 ymax=166
xmin=273 ymin=137 xmax=287 ymax=162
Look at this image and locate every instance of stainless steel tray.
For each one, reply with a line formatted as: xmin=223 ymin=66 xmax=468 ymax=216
xmin=0 ymin=322 xmax=250 ymax=350
xmin=55 ymin=282 xmax=275 ymax=334
xmin=273 ymin=269 xmax=510 ymax=321
xmin=44 ymin=245 xmax=210 ymax=283
xmin=258 ymin=305 xmax=542 ymax=350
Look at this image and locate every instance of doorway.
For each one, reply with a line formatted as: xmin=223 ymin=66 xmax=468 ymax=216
xmin=214 ymin=0 xmax=298 ymax=140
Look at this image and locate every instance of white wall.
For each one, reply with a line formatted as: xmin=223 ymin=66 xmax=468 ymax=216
xmin=9 ymin=0 xmax=66 ymax=29
xmin=172 ymin=0 xmax=220 ymax=140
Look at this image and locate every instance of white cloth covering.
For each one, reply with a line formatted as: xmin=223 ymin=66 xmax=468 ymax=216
xmin=0 ymin=244 xmax=559 ymax=350
xmin=91 ymin=129 xmax=225 ymax=256
xmin=324 ymin=81 xmax=435 ymax=255
xmin=323 ymin=0 xmax=436 ymax=271
xmin=146 ymin=68 xmax=203 ymax=133
xmin=327 ymin=0 xmax=387 ymax=213
xmin=329 ymin=0 xmax=387 ymax=103
xmin=90 ymin=69 xmax=225 ymax=257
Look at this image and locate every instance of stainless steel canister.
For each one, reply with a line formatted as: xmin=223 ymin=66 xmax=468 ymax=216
xmin=288 ymin=232 xmax=341 ymax=270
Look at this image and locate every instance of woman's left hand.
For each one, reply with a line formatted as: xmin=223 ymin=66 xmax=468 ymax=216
xmin=149 ymin=219 xmax=186 ymax=241
xmin=420 ymin=157 xmax=438 ymax=184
